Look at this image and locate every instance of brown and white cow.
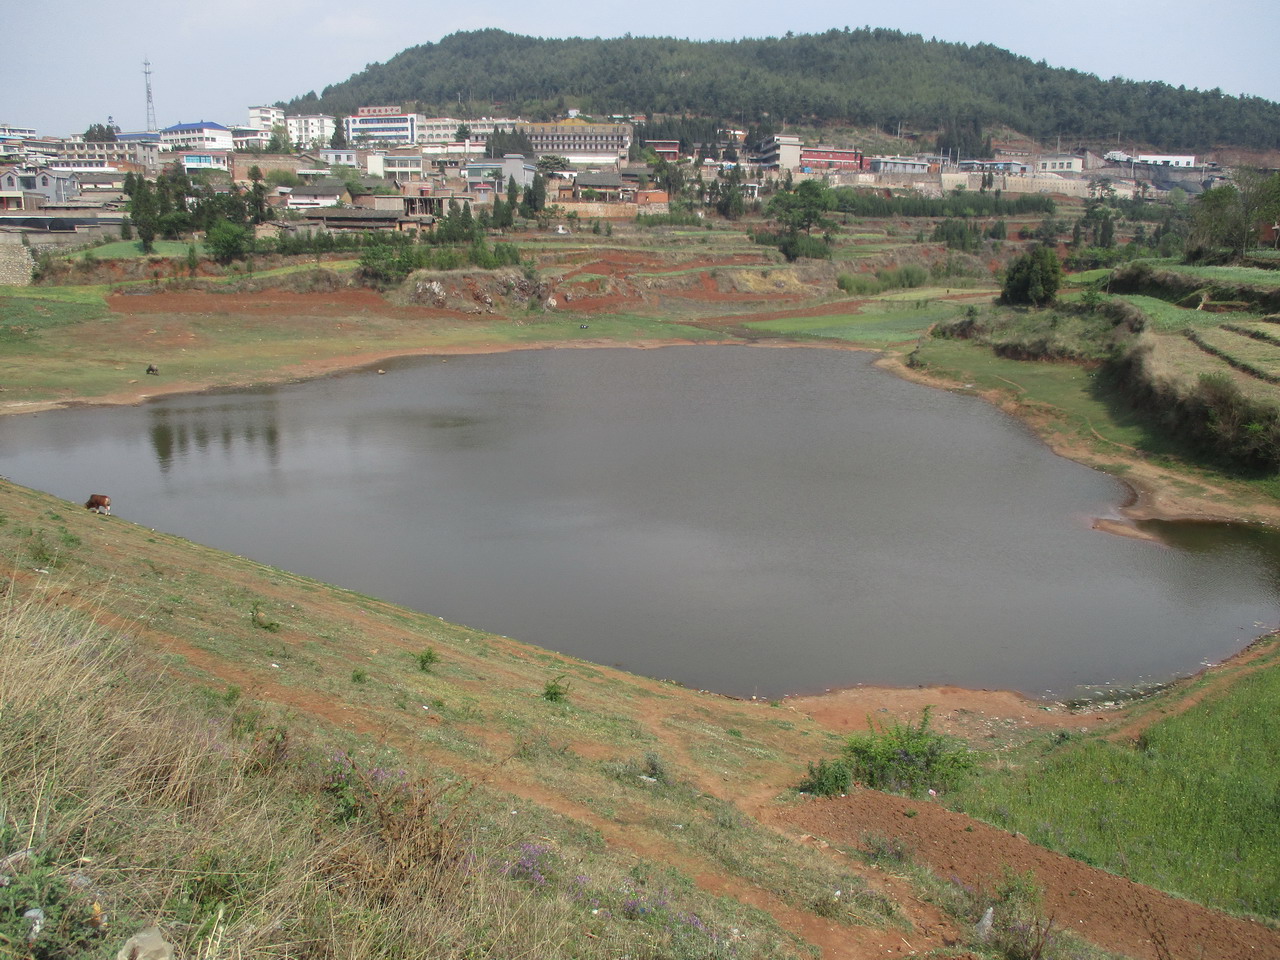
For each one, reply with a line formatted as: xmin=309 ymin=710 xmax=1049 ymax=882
xmin=85 ymin=494 xmax=111 ymax=515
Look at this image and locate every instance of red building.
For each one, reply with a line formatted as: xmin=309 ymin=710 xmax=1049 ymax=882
xmin=799 ymin=147 xmax=866 ymax=171
xmin=644 ymin=139 xmax=681 ymax=162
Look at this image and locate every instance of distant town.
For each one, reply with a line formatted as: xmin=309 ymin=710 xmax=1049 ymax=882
xmin=0 ymin=102 xmax=1220 ymax=252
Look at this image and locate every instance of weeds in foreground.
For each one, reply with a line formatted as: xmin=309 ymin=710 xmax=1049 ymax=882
xmin=798 ymin=706 xmax=976 ymax=797
xmin=0 ymin=575 xmax=791 ymax=959
xmin=542 ymin=674 xmax=570 ymax=702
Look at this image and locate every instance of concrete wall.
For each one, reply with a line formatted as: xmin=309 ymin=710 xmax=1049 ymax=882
xmin=15 ymin=225 xmax=121 ymax=250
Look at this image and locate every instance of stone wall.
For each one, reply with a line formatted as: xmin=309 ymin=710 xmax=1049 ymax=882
xmin=0 ymin=241 xmax=34 ymax=285
xmin=556 ymin=200 xmax=641 ymax=220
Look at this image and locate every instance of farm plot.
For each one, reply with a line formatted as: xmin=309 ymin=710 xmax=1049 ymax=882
xmin=1185 ymin=326 xmax=1280 ymax=384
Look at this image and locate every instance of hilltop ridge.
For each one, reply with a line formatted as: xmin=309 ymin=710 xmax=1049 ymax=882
xmin=286 ymin=28 xmax=1280 ymax=152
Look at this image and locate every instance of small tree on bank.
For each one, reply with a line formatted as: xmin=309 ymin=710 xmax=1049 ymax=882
xmin=1000 ymin=246 xmax=1062 ymax=306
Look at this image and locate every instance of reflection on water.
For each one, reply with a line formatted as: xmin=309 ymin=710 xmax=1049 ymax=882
xmin=1138 ymin=519 xmax=1280 ymax=596
xmin=2 ymin=346 xmax=1277 ymax=699
xmin=149 ymin=399 xmax=282 ymax=471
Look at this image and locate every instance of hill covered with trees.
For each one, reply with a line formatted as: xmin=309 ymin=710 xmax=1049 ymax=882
xmin=284 ymin=28 xmax=1280 ymax=152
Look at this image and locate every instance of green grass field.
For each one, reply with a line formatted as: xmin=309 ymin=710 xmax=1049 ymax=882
xmin=75 ymin=240 xmax=206 ymax=259
xmin=1116 ymin=294 xmax=1229 ymax=331
xmin=950 ymin=640 xmax=1280 ymax=918
xmin=745 ymin=302 xmax=967 ymax=345
xmin=1154 ymin=261 xmax=1280 ymax=288
xmin=910 ymin=337 xmax=1152 ymax=452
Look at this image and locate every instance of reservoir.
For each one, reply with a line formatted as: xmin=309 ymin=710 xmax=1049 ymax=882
xmin=3 ymin=345 xmax=1277 ymax=699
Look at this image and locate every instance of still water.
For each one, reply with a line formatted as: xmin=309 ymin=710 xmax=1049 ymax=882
xmin=4 ymin=345 xmax=1278 ymax=699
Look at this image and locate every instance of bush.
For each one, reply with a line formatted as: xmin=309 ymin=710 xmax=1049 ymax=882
xmin=750 ymin=229 xmax=832 ymax=261
xmin=1001 ymin=246 xmax=1062 ymax=306
xmin=797 ymin=758 xmax=853 ymax=796
xmin=875 ymin=263 xmax=929 ymax=290
xmin=837 ymin=273 xmax=882 ymax=296
xmin=542 ymin=675 xmax=570 ymax=703
xmin=841 ymin=706 xmax=975 ymax=796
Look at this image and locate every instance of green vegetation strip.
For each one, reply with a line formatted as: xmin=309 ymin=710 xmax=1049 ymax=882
xmin=73 ymin=240 xmax=205 ymax=260
xmin=1153 ymin=262 xmax=1280 ymax=289
xmin=950 ymin=641 xmax=1280 ymax=918
xmin=746 ymin=302 xmax=962 ymax=344
xmin=1116 ymin=295 xmax=1222 ymax=332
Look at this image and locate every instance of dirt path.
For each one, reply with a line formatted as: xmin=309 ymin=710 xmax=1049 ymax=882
xmin=776 ymin=791 xmax=1280 ymax=960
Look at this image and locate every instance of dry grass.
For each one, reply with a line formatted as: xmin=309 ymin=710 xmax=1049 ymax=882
xmin=1141 ymin=332 xmax=1280 ymax=405
xmin=0 ymin=575 xmax=791 ymax=959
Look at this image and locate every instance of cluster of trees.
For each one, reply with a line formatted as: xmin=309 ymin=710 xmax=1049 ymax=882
xmin=284 ymin=28 xmax=1280 ymax=151
xmin=750 ymin=228 xmax=832 ymax=262
xmin=1188 ymin=169 xmax=1280 ymax=259
xmin=628 ymin=116 xmax=765 ymax=161
xmin=758 ymin=180 xmax=1055 ymax=260
xmin=124 ymin=167 xmax=270 ymax=258
xmin=358 ymin=229 xmax=523 ymax=287
xmin=829 ymin=187 xmax=1055 ymax=219
xmin=931 ymin=218 xmax=1006 ymax=252
xmin=83 ymin=119 xmax=120 ymax=142
xmin=484 ymin=129 xmax=534 ymax=159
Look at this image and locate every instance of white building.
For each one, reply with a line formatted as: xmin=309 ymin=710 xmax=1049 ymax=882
xmin=518 ymin=119 xmax=632 ymax=164
xmin=248 ymin=106 xmax=284 ymax=131
xmin=345 ymin=107 xmax=425 ymax=146
xmin=178 ymin=152 xmax=231 ymax=174
xmin=50 ymin=139 xmax=160 ymax=174
xmin=286 ymin=114 xmax=336 ymax=150
xmin=1135 ymin=154 xmax=1196 ymax=167
xmin=869 ymin=156 xmax=932 ymax=174
xmin=367 ymin=151 xmax=423 ymax=180
xmin=418 ymin=116 xmax=520 ymax=143
xmin=321 ymin=148 xmax=359 ymax=167
xmin=0 ymin=123 xmax=38 ymax=145
xmin=161 ymin=121 xmax=235 ymax=152
xmin=753 ymin=135 xmax=802 ymax=170
xmin=233 ymin=128 xmax=272 ymax=151
xmin=1036 ymin=155 xmax=1084 ymax=174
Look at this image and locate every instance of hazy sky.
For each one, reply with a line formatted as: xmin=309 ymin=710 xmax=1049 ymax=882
xmin=4 ymin=0 xmax=1276 ymax=138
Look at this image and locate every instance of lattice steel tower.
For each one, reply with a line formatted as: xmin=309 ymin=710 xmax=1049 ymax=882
xmin=143 ymin=58 xmax=157 ymax=133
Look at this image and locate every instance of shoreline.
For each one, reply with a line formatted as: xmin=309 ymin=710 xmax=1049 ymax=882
xmin=11 ymin=332 xmax=1275 ymax=527
xmin=5 ymin=332 xmax=1278 ymax=726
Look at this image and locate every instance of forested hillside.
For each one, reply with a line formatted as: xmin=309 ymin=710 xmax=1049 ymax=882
xmin=284 ymin=28 xmax=1280 ymax=151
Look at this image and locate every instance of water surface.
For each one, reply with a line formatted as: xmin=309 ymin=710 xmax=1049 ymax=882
xmin=3 ymin=346 xmax=1276 ymax=698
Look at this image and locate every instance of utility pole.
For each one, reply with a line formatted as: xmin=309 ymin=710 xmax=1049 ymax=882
xmin=143 ymin=58 xmax=157 ymax=133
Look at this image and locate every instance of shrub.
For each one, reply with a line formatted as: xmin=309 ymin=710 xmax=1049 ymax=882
xmin=875 ymin=263 xmax=929 ymax=290
xmin=840 ymin=706 xmax=975 ymax=796
xmin=415 ymin=647 xmax=439 ymax=672
xmin=797 ymin=758 xmax=853 ymax=797
xmin=838 ymin=273 xmax=882 ymax=295
xmin=542 ymin=675 xmax=570 ymax=703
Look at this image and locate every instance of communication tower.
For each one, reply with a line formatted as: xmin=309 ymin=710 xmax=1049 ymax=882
xmin=143 ymin=58 xmax=157 ymax=133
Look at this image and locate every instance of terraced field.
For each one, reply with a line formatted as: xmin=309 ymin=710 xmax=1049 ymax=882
xmin=1148 ymin=334 xmax=1280 ymax=404
xmin=1221 ymin=318 xmax=1280 ymax=343
xmin=1186 ymin=326 xmax=1280 ymax=384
